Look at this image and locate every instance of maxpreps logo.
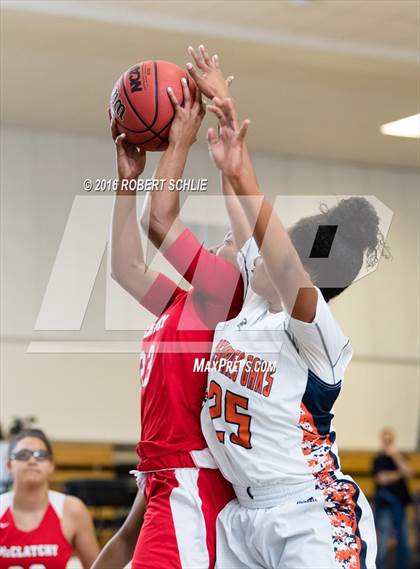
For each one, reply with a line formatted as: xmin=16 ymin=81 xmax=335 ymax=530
xmin=30 ymin=195 xmax=393 ymax=354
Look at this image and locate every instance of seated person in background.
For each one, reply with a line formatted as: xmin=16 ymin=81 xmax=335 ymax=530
xmin=373 ymin=427 xmax=413 ymax=569
xmin=0 ymin=428 xmax=100 ymax=569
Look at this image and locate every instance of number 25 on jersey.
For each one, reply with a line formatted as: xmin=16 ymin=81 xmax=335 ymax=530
xmin=208 ymin=380 xmax=252 ymax=449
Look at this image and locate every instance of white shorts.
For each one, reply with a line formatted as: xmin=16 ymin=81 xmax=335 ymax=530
xmin=215 ymin=476 xmax=377 ymax=569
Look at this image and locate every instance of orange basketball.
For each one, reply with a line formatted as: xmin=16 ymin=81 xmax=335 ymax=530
xmin=110 ymin=60 xmax=196 ymax=151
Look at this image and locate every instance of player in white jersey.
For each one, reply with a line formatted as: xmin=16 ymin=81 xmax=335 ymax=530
xmin=200 ymin=97 xmax=384 ymax=568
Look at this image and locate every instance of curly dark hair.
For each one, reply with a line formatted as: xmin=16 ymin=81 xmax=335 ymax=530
xmin=289 ymin=197 xmax=390 ymax=302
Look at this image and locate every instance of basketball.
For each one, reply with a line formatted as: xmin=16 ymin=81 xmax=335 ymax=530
xmin=109 ymin=60 xmax=196 ymax=151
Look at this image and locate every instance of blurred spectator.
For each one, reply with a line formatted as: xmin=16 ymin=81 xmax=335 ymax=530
xmin=373 ymin=427 xmax=413 ymax=569
xmin=9 ymin=416 xmax=37 ymax=435
xmin=0 ymin=427 xmax=100 ymax=568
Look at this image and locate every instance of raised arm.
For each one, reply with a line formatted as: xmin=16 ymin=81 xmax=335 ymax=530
xmin=140 ymin=74 xmax=243 ymax=325
xmin=140 ymin=78 xmax=204 ymax=251
xmin=207 ymin=97 xmax=317 ymax=322
xmin=222 ymin=173 xmax=254 ymax=250
xmin=110 ymin=119 xmax=180 ymax=316
xmin=143 ymin=45 xmax=253 ymax=252
xmin=187 ymin=45 xmax=253 ymax=249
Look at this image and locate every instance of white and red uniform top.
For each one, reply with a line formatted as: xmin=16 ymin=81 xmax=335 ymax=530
xmin=136 ymin=229 xmax=244 ymax=472
xmin=0 ymin=491 xmax=72 ymax=569
xmin=201 ymin=238 xmax=353 ymax=491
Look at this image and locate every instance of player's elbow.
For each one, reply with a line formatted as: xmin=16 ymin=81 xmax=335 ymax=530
xmin=110 ymin=267 xmax=123 ymax=285
xmin=141 ymin=210 xmax=173 ymax=245
xmin=110 ymin=259 xmax=126 ymax=285
xmin=111 ymin=260 xmax=146 ymax=289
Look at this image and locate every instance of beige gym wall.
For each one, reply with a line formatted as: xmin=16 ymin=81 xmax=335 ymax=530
xmin=2 ymin=126 xmax=418 ymax=449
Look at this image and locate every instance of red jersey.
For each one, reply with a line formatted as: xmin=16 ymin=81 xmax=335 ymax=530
xmin=137 ymin=229 xmax=244 ymax=472
xmin=0 ymin=491 xmax=72 ymax=569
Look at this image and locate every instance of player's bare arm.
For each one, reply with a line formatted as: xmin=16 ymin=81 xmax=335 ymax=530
xmin=91 ymin=490 xmax=146 ymax=569
xmin=207 ymin=96 xmax=317 ymax=322
xmin=143 ymin=44 xmax=251 ymax=253
xmin=110 ymin=118 xmax=162 ymax=303
xmin=140 ymin=78 xmax=205 ymax=251
xmin=141 ymin=81 xmax=243 ymax=321
xmin=187 ymin=44 xmax=254 ymax=249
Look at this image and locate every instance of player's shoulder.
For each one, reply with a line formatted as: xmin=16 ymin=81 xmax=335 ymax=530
xmin=62 ymin=494 xmax=90 ymax=520
xmin=60 ymin=494 xmax=93 ymax=541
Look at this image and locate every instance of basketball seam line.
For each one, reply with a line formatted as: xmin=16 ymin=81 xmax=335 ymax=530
xmin=121 ymin=74 xmax=166 ymax=142
xmin=147 ymin=61 xmax=159 ymax=131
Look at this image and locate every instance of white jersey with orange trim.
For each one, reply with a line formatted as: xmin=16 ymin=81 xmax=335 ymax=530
xmin=201 ymin=239 xmax=377 ymax=569
xmin=201 ymin=238 xmax=353 ymax=489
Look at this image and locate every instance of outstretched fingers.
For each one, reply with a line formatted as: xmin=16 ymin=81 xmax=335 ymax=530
xmin=207 ymin=127 xmax=219 ymax=146
xmin=110 ymin=116 xmax=119 ymax=141
xmin=211 ymin=97 xmax=234 ymax=129
xmin=186 ymin=62 xmax=200 ymax=84
xmin=207 ymin=104 xmax=227 ymax=127
xmin=214 ymin=97 xmax=240 ymax=130
xmin=167 ymin=86 xmax=181 ymax=110
xmin=188 ymin=45 xmax=206 ymax=70
xmin=238 ymin=119 xmax=251 ymax=141
xmin=181 ymin=77 xmax=191 ymax=107
xmin=221 ymin=97 xmax=237 ymax=128
xmin=194 ymin=87 xmax=206 ymax=117
xmin=199 ymin=44 xmax=212 ymax=66
xmin=209 ymin=97 xmax=250 ymax=140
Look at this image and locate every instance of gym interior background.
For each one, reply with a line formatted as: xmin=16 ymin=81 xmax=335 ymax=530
xmin=1 ymin=0 xmax=419 ymax=564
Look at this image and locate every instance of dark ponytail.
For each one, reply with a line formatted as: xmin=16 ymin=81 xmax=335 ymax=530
xmin=289 ymin=197 xmax=390 ymax=302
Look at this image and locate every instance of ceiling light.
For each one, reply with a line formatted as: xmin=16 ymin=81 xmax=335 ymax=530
xmin=380 ymin=114 xmax=420 ymax=139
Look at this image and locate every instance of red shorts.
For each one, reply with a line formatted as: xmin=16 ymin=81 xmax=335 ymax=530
xmin=131 ymin=468 xmax=234 ymax=569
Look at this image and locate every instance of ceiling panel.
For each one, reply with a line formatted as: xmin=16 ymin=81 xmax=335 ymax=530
xmin=1 ymin=2 xmax=419 ymax=167
xmin=119 ymin=0 xmax=420 ymax=51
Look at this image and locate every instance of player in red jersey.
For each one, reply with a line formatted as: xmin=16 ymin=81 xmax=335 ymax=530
xmin=0 ymin=429 xmax=99 ymax=569
xmin=103 ymin=48 xmax=255 ymax=569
